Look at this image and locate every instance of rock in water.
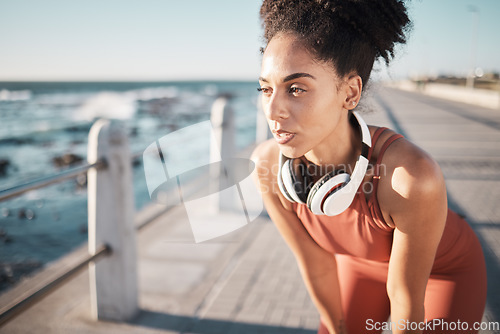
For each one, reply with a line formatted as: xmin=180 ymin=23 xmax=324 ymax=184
xmin=52 ymin=153 xmax=84 ymax=168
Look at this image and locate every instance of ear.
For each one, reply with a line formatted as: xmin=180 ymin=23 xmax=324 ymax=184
xmin=342 ymin=74 xmax=363 ymax=110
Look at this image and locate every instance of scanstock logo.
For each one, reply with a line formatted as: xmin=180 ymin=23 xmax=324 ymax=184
xmin=143 ymin=120 xmax=263 ymax=243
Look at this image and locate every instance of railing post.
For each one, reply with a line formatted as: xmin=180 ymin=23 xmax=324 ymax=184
xmin=87 ymin=119 xmax=138 ymax=321
xmin=256 ymin=98 xmax=271 ymax=143
xmin=210 ymin=95 xmax=236 ymax=212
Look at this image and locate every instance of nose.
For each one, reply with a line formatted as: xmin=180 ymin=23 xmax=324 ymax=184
xmin=263 ymin=90 xmax=289 ymax=122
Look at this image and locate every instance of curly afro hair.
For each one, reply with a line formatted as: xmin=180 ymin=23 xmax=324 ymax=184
xmin=260 ymin=0 xmax=411 ymax=86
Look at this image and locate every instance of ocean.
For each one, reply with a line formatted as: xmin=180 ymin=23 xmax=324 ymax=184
xmin=0 ymin=80 xmax=261 ymax=292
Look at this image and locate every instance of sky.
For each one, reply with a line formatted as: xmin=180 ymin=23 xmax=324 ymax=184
xmin=0 ymin=0 xmax=499 ymax=81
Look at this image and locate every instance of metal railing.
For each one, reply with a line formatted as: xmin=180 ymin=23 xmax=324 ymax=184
xmin=0 ymin=244 xmax=111 ymax=326
xmin=0 ymin=119 xmax=139 ymax=326
xmin=0 ymin=95 xmax=270 ymax=328
xmin=0 ymin=159 xmax=107 ymax=202
xmin=0 ymin=159 xmax=111 ymax=326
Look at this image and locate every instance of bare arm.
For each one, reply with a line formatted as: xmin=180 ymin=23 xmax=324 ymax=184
xmin=380 ymin=141 xmax=447 ymax=334
xmin=252 ymin=141 xmax=347 ymax=334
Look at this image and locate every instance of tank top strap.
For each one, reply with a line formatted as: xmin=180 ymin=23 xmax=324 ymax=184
xmin=372 ymin=132 xmax=405 ymax=202
xmin=367 ymin=127 xmax=388 ymax=161
xmin=374 ymin=133 xmax=404 ymax=175
xmin=368 ymin=132 xmax=404 ymax=230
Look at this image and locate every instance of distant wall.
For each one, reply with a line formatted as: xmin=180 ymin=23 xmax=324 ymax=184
xmin=385 ymin=80 xmax=500 ymax=110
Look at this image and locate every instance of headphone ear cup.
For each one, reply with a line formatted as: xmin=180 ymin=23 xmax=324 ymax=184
xmin=307 ymin=170 xmax=350 ymax=215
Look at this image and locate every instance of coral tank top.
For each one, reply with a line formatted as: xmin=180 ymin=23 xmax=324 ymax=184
xmin=292 ymin=127 xmax=481 ymax=273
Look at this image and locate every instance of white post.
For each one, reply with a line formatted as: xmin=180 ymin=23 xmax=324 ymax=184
xmin=210 ymin=96 xmax=236 ymax=212
xmin=256 ymin=99 xmax=271 ymax=143
xmin=87 ymin=119 xmax=138 ymax=321
xmin=466 ymin=6 xmax=479 ymax=90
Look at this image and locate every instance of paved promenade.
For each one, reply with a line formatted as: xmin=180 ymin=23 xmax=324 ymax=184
xmin=1 ymin=86 xmax=499 ymax=333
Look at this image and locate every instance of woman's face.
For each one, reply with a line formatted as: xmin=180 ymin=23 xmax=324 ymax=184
xmin=259 ymin=33 xmax=348 ymax=159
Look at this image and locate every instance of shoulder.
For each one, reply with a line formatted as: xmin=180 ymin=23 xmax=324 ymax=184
xmin=251 ymin=139 xmax=294 ymax=210
xmin=251 ymin=138 xmax=280 ymax=176
xmin=384 ymin=137 xmax=445 ymax=200
xmin=377 ymin=135 xmax=447 ymax=228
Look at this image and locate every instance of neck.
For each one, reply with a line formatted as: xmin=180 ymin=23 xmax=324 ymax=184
xmin=304 ymin=111 xmax=361 ymax=173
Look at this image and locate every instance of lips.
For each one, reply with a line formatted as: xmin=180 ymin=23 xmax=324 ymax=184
xmin=272 ymin=129 xmax=295 ymax=145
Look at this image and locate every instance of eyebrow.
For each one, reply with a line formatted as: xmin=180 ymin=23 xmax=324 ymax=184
xmin=259 ymin=72 xmax=316 ymax=83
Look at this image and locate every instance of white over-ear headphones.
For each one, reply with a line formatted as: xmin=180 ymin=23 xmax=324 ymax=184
xmin=277 ymin=111 xmax=372 ymax=216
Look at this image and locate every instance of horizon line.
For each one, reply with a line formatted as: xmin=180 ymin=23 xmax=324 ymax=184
xmin=0 ymin=78 xmax=260 ymax=83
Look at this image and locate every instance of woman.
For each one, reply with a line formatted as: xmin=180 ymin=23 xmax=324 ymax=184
xmin=251 ymin=1 xmax=487 ymax=333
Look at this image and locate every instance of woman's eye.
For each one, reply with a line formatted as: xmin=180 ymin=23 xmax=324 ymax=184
xmin=289 ymin=87 xmax=305 ymax=95
xmin=257 ymin=87 xmax=271 ymax=94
